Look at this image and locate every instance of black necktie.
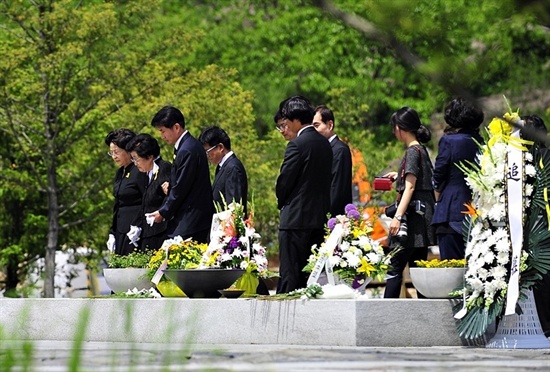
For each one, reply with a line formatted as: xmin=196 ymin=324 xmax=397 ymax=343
xmin=215 ymin=165 xmax=221 ymax=175
xmin=173 ymin=147 xmax=177 ymax=160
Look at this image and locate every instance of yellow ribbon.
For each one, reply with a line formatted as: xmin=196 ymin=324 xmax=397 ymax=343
xmin=542 ymin=157 xmax=550 ymax=231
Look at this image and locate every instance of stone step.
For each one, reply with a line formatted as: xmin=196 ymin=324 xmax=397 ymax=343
xmin=0 ymin=298 xmax=475 ymax=347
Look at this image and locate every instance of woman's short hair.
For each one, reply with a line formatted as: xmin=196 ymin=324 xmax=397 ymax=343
xmin=105 ymin=128 xmax=136 ymax=149
xmin=125 ymin=133 xmax=161 ymax=158
xmin=444 ymin=97 xmax=484 ymax=132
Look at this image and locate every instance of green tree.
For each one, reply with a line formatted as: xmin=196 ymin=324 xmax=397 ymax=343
xmin=0 ymin=0 xmax=255 ymax=297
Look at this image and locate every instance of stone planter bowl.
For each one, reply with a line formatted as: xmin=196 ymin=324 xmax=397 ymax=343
xmin=103 ymin=268 xmax=154 ymax=294
xmin=409 ymin=267 xmax=466 ymax=298
xmin=163 ymin=269 xmax=244 ymax=298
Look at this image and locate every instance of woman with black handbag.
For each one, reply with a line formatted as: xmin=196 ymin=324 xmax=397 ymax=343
xmin=382 ymin=107 xmax=436 ymax=298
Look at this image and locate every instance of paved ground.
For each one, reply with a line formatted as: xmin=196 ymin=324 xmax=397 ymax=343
xmin=3 ymin=341 xmax=550 ymax=371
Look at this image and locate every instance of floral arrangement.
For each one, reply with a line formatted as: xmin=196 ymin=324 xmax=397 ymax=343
xmin=146 ymin=236 xmax=208 ymax=280
xmin=304 ymin=203 xmax=395 ymax=288
xmin=201 ymin=202 xmax=268 ymax=277
xmin=455 ymin=100 xmax=550 ymax=339
xmin=415 ymin=259 xmax=466 ymax=268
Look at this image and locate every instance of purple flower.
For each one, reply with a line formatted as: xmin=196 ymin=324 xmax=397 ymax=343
xmin=229 ymin=237 xmax=240 ymax=249
xmin=352 ymin=275 xmax=366 ymax=289
xmin=327 ymin=218 xmax=337 ymax=231
xmin=347 ymin=209 xmax=360 ymax=220
xmin=344 ymin=204 xmax=357 ymax=214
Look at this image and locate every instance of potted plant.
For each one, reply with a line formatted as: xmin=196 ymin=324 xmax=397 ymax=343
xmin=409 ymin=258 xmax=466 ymax=298
xmin=146 ymin=237 xmax=208 ymax=297
xmin=303 ymin=203 xmax=398 ymax=293
xmin=104 ymin=250 xmax=154 ymax=294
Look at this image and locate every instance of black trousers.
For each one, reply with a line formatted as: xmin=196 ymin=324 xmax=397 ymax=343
xmin=533 ymin=271 xmax=550 ymax=337
xmin=277 ymin=228 xmax=325 ymax=294
xmin=437 ymin=233 xmax=465 ymax=260
xmin=384 ymin=242 xmax=428 ymax=298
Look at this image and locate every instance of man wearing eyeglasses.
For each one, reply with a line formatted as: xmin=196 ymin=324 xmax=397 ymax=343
xmin=274 ymin=109 xmax=296 ymax=141
xmin=147 ymin=106 xmax=214 ymax=243
xmin=313 ymin=105 xmax=353 ymax=217
xmin=199 ymin=126 xmax=248 ymax=216
xmin=275 ymin=95 xmax=333 ymax=293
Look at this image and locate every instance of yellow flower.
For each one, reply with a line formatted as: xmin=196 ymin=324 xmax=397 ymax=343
xmin=503 ymin=111 xmax=520 ymax=125
xmin=488 ymin=118 xmax=512 ymax=137
xmin=357 ymin=257 xmax=375 ymax=276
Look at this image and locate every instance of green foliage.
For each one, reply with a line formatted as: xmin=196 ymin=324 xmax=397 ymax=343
xmin=0 ymin=0 xmax=256 ymax=295
xmin=1 ymin=0 xmax=549 ymax=293
xmin=106 ymin=251 xmax=152 ymax=269
xmin=415 ymin=259 xmax=466 ymax=268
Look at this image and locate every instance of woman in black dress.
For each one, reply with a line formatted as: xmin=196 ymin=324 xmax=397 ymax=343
xmin=126 ymin=133 xmax=171 ymax=251
xmin=383 ymin=107 xmax=436 ymax=298
xmin=105 ymin=129 xmax=148 ymax=255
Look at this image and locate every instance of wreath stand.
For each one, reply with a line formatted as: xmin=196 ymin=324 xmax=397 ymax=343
xmin=486 ymin=289 xmax=550 ymax=349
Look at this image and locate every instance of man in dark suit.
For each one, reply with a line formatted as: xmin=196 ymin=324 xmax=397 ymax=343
xmin=276 ymin=96 xmax=333 ymax=293
xmin=148 ymin=106 xmax=214 ymax=243
xmin=313 ymin=105 xmax=353 ymax=217
xmin=198 ymin=126 xmax=248 ymax=215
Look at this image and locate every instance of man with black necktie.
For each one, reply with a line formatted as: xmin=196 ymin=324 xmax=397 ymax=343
xmin=147 ymin=106 xmax=214 ymax=243
xmin=276 ymin=95 xmax=333 ymax=293
xmin=199 ymin=126 xmax=248 ymax=215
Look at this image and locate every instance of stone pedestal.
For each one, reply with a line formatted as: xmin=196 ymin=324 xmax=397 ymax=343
xmin=0 ymin=298 xmax=463 ymax=347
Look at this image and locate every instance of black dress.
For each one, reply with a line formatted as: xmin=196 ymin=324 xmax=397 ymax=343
xmin=110 ymin=162 xmax=148 ymax=255
xmin=393 ymin=145 xmax=436 ymax=248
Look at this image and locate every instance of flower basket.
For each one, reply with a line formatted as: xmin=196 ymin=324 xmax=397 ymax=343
xmin=202 ymin=202 xmax=269 ymax=295
xmin=163 ymin=269 xmax=244 ymax=298
xmin=304 ymin=203 xmax=397 ymax=292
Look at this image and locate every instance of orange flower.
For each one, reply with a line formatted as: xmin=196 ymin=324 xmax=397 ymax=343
xmin=462 ymin=202 xmax=479 ymax=221
xmin=223 ymin=216 xmax=236 ymax=237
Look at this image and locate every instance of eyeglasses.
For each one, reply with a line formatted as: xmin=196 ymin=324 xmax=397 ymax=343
xmin=107 ymin=151 xmax=122 ymax=157
xmin=130 ymin=157 xmax=142 ymax=164
xmin=205 ymin=144 xmax=219 ymax=154
xmin=275 ymin=119 xmax=288 ymax=132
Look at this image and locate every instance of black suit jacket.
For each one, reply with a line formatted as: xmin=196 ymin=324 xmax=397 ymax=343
xmin=110 ymin=162 xmax=148 ymax=254
xmin=276 ymin=126 xmax=332 ymax=229
xmin=137 ymin=158 xmax=171 ymax=239
xmin=329 ymin=136 xmax=353 ymax=216
xmin=159 ymin=132 xmax=214 ymax=238
xmin=213 ymin=153 xmax=248 ymax=214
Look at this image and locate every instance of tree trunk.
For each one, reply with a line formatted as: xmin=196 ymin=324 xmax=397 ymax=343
xmin=43 ymin=165 xmax=59 ymax=298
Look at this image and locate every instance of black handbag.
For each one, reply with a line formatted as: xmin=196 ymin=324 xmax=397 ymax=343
xmin=385 ymin=203 xmax=398 ymax=218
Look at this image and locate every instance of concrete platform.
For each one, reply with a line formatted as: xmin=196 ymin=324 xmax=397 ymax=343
xmin=0 ymin=298 xmax=469 ymax=347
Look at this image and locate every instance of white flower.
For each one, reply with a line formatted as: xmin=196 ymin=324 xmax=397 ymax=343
xmin=343 ymin=251 xmax=360 ymax=268
xmin=365 ymin=252 xmax=380 ymax=264
xmin=526 ymin=164 xmax=536 ymax=177
xmin=496 ymin=251 xmax=510 ymax=265
xmin=489 ymin=265 xmax=507 ymax=279
xmin=340 ymin=241 xmax=350 ymax=252
xmin=328 ymin=255 xmax=341 ymax=267
xmin=483 ymin=251 xmax=495 ymax=265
